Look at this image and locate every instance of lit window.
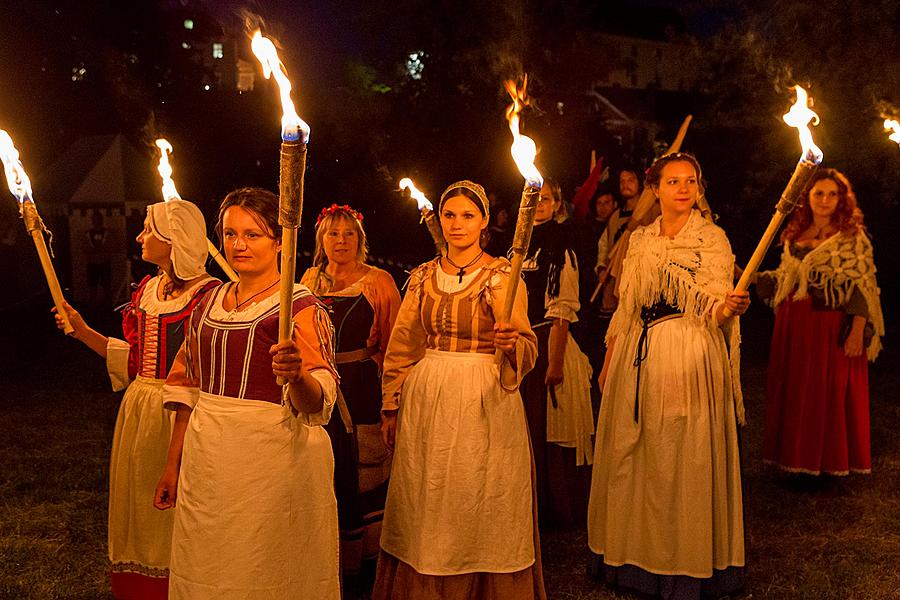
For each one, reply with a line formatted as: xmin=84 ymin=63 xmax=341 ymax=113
xmin=184 ymin=19 xmax=194 ymax=30
xmin=406 ymin=51 xmax=425 ymax=80
xmin=212 ymin=43 xmax=224 ymax=59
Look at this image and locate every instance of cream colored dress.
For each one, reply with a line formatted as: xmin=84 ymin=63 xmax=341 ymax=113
xmin=380 ymin=260 xmax=538 ymax=575
xmin=587 ymin=210 xmax=745 ymax=578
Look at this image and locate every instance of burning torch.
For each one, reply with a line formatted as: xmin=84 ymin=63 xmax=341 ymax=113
xmin=399 ymin=177 xmax=445 ymax=256
xmin=497 ymin=77 xmax=543 ymax=355
xmin=727 ymin=85 xmax=824 ymax=315
xmin=251 ymin=30 xmax=309 ymax=385
xmin=154 ymin=139 xmax=239 ymax=282
xmin=0 ymin=130 xmax=73 ymax=334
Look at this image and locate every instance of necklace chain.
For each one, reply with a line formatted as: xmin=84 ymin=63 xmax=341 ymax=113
xmin=443 ymin=250 xmax=485 ymax=283
xmin=234 ymin=279 xmax=279 ymax=310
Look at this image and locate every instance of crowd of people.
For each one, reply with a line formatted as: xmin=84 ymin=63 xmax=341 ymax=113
xmin=54 ymin=154 xmax=884 ymax=600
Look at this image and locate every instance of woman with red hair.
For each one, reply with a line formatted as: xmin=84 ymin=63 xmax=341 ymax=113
xmin=759 ymin=168 xmax=884 ymax=476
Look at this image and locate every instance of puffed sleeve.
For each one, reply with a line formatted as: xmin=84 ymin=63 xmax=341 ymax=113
xmin=162 ymin=309 xmax=200 ymax=411
xmin=544 ymin=251 xmax=580 ymax=323
xmin=381 ymin=271 xmax=429 ymax=411
xmin=106 ymin=337 xmax=131 ymax=392
xmin=491 ymin=271 xmax=538 ymax=391
xmin=596 ymin=229 xmax=610 ymax=271
xmin=364 ymin=268 xmax=402 ymax=368
xmin=291 ymin=303 xmax=339 ymax=426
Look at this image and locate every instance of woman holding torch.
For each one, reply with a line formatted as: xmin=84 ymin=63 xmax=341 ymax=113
xmin=520 ymin=177 xmax=594 ymax=530
xmin=374 ymin=180 xmax=545 ymax=599
xmin=758 ymin=168 xmax=883 ymax=476
xmin=54 ymin=199 xmax=218 ymax=599
xmin=587 ymin=153 xmax=749 ymax=599
xmin=153 ymin=188 xmax=340 ymax=599
xmin=301 ymin=203 xmax=401 ymax=596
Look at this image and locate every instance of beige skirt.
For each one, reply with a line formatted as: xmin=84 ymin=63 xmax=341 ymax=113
xmin=381 ymin=350 xmax=534 ymax=575
xmin=169 ymin=392 xmax=340 ymax=599
xmin=108 ymin=375 xmax=174 ymax=578
xmin=588 ymin=317 xmax=744 ymax=577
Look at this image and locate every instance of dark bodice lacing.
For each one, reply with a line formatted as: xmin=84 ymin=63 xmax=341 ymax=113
xmin=632 ymin=300 xmax=683 ymax=422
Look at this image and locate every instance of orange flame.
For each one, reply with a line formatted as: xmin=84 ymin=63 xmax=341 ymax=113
xmin=399 ymin=178 xmax=433 ymax=211
xmin=0 ymin=129 xmax=35 ymax=204
xmin=155 ymin=139 xmax=182 ymax=201
xmin=884 ymin=119 xmax=900 ymax=146
xmin=504 ymin=77 xmax=543 ymax=187
xmin=782 ymin=86 xmax=823 ymax=164
xmin=250 ymin=30 xmax=309 ymax=142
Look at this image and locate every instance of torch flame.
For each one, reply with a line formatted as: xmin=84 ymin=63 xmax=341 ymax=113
xmin=155 ymin=139 xmax=182 ymax=202
xmin=0 ymin=130 xmax=34 ymax=204
xmin=504 ymin=78 xmax=543 ymax=188
xmin=782 ymin=86 xmax=823 ymax=164
xmin=884 ymin=119 xmax=900 ymax=146
xmin=399 ymin=178 xmax=433 ymax=212
xmin=250 ymin=30 xmax=309 ymax=142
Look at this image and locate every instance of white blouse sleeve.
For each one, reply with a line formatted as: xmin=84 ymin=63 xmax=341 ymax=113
xmin=106 ymin=337 xmax=131 ymax=392
xmin=545 ymin=254 xmax=580 ymax=323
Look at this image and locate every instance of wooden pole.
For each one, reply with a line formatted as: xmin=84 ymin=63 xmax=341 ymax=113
xmin=590 ymin=115 xmax=694 ymax=303
xmin=420 ymin=208 xmax=446 ymax=256
xmin=276 ymin=139 xmax=306 ymax=384
xmin=495 ymin=183 xmax=540 ymax=362
xmin=724 ymin=158 xmax=819 ymax=316
xmin=206 ymin=238 xmax=239 ymax=282
xmin=21 ymin=201 xmax=72 ymax=334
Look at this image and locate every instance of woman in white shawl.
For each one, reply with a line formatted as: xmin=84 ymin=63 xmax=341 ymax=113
xmin=587 ymin=153 xmax=749 ymax=599
xmin=758 ymin=168 xmax=883 ymax=476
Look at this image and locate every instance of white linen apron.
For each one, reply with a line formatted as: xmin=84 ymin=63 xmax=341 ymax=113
xmin=380 ymin=349 xmax=534 ymax=575
xmin=169 ymin=392 xmax=340 ymax=599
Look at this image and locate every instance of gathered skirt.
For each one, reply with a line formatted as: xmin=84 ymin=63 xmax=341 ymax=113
xmin=375 ymin=349 xmax=545 ymax=598
xmin=169 ymin=392 xmax=340 ymax=599
xmin=588 ymin=317 xmax=744 ymax=582
xmin=108 ymin=375 xmax=174 ymax=600
xmin=762 ymin=296 xmax=871 ymax=474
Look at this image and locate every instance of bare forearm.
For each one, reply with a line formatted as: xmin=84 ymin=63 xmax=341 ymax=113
xmin=74 ymin=326 xmax=109 ymax=358
xmin=164 ymin=406 xmax=191 ymax=472
xmin=287 ymin=370 xmax=325 ymax=414
xmin=547 ymin=319 xmax=568 ymax=370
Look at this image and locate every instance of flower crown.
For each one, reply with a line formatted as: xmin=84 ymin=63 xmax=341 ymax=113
xmin=316 ymin=203 xmax=364 ymax=227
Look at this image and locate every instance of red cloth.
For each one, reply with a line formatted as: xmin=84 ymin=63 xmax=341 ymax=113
xmin=121 ymin=275 xmax=152 ymax=381
xmin=571 ymin=157 xmax=605 ymax=222
xmin=762 ymin=296 xmax=871 ymax=474
xmin=110 ymin=571 xmax=168 ymax=600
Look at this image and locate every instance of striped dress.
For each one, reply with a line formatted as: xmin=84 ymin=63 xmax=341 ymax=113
xmin=374 ymin=257 xmax=547 ymax=600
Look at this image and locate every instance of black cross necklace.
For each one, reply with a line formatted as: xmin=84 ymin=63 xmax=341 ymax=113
xmin=442 ymin=251 xmax=485 ymax=283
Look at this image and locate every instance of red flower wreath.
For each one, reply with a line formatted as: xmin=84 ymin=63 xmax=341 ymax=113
xmin=316 ymin=203 xmax=364 ymax=227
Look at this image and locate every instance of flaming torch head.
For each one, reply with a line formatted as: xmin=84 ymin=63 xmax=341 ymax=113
xmin=399 ymin=177 xmax=434 ymax=212
xmin=782 ymin=86 xmax=824 ymax=165
xmin=0 ymin=130 xmax=34 ymax=204
xmin=250 ymin=30 xmax=310 ymax=143
xmin=884 ymin=118 xmax=900 ymax=147
xmin=155 ymin=139 xmax=182 ymax=202
xmin=504 ymin=78 xmax=543 ymax=189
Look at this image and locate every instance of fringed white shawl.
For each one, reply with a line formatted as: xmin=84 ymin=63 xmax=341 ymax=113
xmin=767 ymin=231 xmax=884 ymax=361
xmin=606 ymin=209 xmax=745 ymax=423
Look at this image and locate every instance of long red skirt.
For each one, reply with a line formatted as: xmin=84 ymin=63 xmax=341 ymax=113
xmin=762 ymin=296 xmax=871 ymax=475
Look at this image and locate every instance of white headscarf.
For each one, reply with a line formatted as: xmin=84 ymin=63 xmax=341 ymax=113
xmin=147 ymin=199 xmax=208 ymax=280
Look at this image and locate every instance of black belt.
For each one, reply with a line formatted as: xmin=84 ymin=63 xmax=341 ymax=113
xmin=632 ymin=303 xmax=683 ymax=422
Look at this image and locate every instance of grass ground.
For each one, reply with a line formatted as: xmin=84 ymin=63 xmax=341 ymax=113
xmin=0 ymin=307 xmax=897 ymax=599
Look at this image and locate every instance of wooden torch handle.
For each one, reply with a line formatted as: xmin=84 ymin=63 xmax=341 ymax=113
xmin=22 ymin=203 xmax=73 ymax=334
xmin=206 ymin=238 xmax=239 ymax=282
